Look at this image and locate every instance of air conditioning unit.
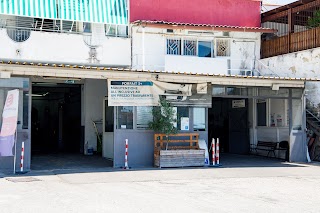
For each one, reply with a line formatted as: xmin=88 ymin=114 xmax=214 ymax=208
xmin=165 ymin=95 xmax=187 ymax=101
xmin=223 ymin=32 xmax=230 ymax=37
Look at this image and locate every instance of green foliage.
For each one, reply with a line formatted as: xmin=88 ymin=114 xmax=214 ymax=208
xmin=148 ymin=97 xmax=178 ymax=136
xmin=307 ymin=10 xmax=320 ymax=29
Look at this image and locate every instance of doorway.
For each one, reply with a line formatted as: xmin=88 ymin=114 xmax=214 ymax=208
xmin=208 ymin=98 xmax=249 ymax=155
xmin=31 ymin=83 xmax=82 ymax=154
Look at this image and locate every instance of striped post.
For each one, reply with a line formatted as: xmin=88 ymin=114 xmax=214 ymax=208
xmin=20 ymin=142 xmax=24 ymax=172
xmin=124 ymin=139 xmax=129 ymax=169
xmin=211 ymin=138 xmax=216 ymax=166
xmin=216 ymin=138 xmax=220 ymax=165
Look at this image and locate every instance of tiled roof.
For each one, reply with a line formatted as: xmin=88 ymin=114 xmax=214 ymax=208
xmin=133 ymin=20 xmax=276 ymax=33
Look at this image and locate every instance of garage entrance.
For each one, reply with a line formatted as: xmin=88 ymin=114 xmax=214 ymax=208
xmin=208 ymin=98 xmax=250 ymax=155
xmin=30 ymin=82 xmax=111 ymax=170
xmin=31 ymin=83 xmax=82 ymax=155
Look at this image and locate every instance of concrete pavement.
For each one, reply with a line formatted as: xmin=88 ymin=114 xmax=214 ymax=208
xmin=1 ymin=156 xmax=320 ymax=213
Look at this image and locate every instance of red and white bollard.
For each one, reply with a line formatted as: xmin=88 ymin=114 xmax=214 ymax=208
xmin=124 ymin=139 xmax=129 ymax=169
xmin=20 ymin=141 xmax=24 ymax=172
xmin=216 ymin=138 xmax=220 ymax=165
xmin=211 ymin=138 xmax=216 ymax=166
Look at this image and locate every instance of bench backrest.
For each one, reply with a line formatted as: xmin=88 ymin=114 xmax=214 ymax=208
xmin=154 ymin=133 xmax=199 ymax=150
xmin=257 ymin=141 xmax=277 ymax=148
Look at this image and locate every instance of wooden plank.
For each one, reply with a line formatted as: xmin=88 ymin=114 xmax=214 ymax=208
xmin=262 ymin=26 xmax=320 ymax=58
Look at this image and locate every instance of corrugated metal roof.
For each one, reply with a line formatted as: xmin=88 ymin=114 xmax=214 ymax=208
xmin=0 ymin=60 xmax=318 ymax=82
xmin=133 ymin=20 xmax=276 ymax=33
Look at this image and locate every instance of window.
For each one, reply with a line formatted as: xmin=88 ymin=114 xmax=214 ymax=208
xmin=257 ymin=99 xmax=267 ymax=126
xmin=259 ymin=88 xmax=289 ymax=97
xmin=83 ymin=22 xmax=92 ymax=33
xmin=183 ymin=40 xmax=197 ymax=56
xmin=166 ymin=38 xmax=232 ymax=58
xmin=292 ymin=99 xmax=302 ymax=130
xmin=198 ymin=41 xmax=212 ymax=57
xmin=116 ymin=106 xmax=133 ymax=129
xmin=105 ymin=24 xmax=127 ymax=37
xmin=212 ymin=87 xmax=225 ymax=96
xmin=6 ymin=16 xmax=31 ymax=42
xmin=167 ymin=38 xmax=181 ymax=55
xmin=105 ymin=101 xmax=114 ymax=132
xmin=193 ymin=108 xmax=206 ymax=131
xmin=270 ymin=99 xmax=287 ymax=127
xmin=174 ymin=107 xmax=189 ymax=130
xmin=136 ymin=107 xmax=153 ymax=130
xmin=216 ymin=39 xmax=230 ymax=57
xmin=105 ymin=24 xmax=117 ymax=36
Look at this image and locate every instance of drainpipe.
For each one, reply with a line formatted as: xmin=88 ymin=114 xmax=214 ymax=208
xmin=142 ymin=26 xmax=145 ymax=70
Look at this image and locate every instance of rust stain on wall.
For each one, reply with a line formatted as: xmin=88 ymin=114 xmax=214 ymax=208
xmin=289 ymin=66 xmax=297 ymax=74
xmin=302 ymin=57 xmax=309 ymax=62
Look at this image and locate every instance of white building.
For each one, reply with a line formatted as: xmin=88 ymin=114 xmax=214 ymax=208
xmin=0 ymin=0 xmax=311 ymax=172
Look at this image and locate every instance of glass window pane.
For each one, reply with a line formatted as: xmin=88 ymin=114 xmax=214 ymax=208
xmin=137 ymin=107 xmax=153 ymax=130
xmin=257 ymin=99 xmax=267 ymax=126
xmin=167 ymin=39 xmax=181 ymax=55
xmin=212 ymin=86 xmax=225 ymax=96
xmin=176 ymin=107 xmax=189 ymax=130
xmin=259 ymin=88 xmax=289 ymax=97
xmin=117 ymin=25 xmax=128 ymax=37
xmin=106 ymin=24 xmax=116 ymax=36
xmin=292 ymin=89 xmax=303 ymax=98
xmin=292 ymin=99 xmax=302 ymax=130
xmin=184 ymin=40 xmax=197 ymax=56
xmin=83 ymin=23 xmax=91 ymax=33
xmin=198 ymin=41 xmax=212 ymax=57
xmin=193 ymin=108 xmax=206 ymax=131
xmin=227 ymin=87 xmax=241 ymax=95
xmin=117 ymin=106 xmax=133 ymax=129
xmin=270 ymin=99 xmax=287 ymax=127
xmin=23 ymin=91 xmax=29 ymax=129
xmin=105 ymin=101 xmax=114 ymax=132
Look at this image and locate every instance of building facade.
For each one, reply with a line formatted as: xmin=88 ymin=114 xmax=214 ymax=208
xmin=0 ymin=0 xmax=309 ymax=171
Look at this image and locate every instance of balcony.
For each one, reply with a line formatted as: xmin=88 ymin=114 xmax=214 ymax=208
xmin=165 ymin=55 xmax=228 ymax=75
xmin=133 ymin=54 xmax=257 ymax=76
xmin=261 ymin=0 xmax=320 ymax=58
xmin=0 ymin=18 xmax=131 ymax=67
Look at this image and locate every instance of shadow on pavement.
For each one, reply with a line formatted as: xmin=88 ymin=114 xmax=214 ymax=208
xmin=0 ymin=153 xmax=313 ymax=178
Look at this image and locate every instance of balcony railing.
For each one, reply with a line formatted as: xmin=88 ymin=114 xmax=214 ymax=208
xmin=261 ymin=0 xmax=320 ymax=58
xmin=262 ymin=27 xmax=320 ymax=58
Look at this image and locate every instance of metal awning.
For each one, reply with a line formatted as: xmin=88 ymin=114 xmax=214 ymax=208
xmin=0 ymin=0 xmax=128 ymax=25
xmin=0 ymin=60 xmax=315 ymax=88
xmin=0 ymin=0 xmax=57 ymax=19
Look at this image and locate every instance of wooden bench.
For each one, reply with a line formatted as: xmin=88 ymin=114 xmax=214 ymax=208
xmin=254 ymin=141 xmax=278 ymax=157
xmin=154 ymin=133 xmax=205 ymax=168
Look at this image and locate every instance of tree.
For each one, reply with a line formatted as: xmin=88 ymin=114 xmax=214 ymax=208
xmin=149 ymin=97 xmax=178 ymax=148
xmin=308 ymin=10 xmax=320 ymax=29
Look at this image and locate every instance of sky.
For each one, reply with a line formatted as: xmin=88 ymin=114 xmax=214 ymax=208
xmin=262 ymin=0 xmax=297 ymax=12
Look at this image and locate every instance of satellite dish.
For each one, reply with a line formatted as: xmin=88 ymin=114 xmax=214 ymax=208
xmin=83 ymin=23 xmax=105 ymax=48
xmin=83 ymin=23 xmax=105 ymax=63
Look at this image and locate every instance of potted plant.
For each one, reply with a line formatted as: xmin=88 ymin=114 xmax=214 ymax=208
xmin=149 ymin=97 xmax=178 ymax=150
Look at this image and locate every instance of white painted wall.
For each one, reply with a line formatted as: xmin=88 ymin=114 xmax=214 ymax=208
xmin=259 ymin=47 xmax=320 ymax=104
xmin=165 ymin=55 xmax=227 ymax=74
xmin=0 ymin=28 xmax=131 ymax=67
xmin=83 ymin=79 xmax=107 ymax=152
xmin=132 ymin=26 xmax=261 ymax=75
